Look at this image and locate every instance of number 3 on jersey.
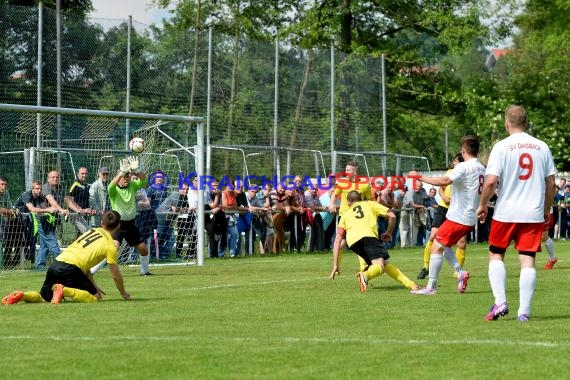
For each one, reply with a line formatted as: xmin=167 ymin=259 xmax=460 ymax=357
xmin=519 ymin=153 xmax=533 ymax=180
xmin=353 ymin=205 xmax=364 ymax=219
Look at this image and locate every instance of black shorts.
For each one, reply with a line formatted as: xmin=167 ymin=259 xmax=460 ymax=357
xmin=349 ymin=236 xmax=390 ymax=265
xmin=112 ymin=219 xmax=144 ymax=247
xmin=40 ymin=260 xmax=97 ymax=301
xmin=432 ymin=207 xmax=448 ymax=229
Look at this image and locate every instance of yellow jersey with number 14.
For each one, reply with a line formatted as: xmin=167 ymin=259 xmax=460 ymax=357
xmin=338 ymin=201 xmax=390 ymax=247
xmin=56 ymin=227 xmax=119 ymax=274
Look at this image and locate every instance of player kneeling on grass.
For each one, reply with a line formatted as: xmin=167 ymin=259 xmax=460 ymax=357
xmin=329 ymin=190 xmax=420 ymax=292
xmin=2 ymin=211 xmax=131 ymax=305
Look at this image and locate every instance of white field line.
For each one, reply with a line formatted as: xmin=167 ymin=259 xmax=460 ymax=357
xmin=183 ymin=276 xmax=329 ymax=291
xmin=0 ymin=335 xmax=565 ymax=348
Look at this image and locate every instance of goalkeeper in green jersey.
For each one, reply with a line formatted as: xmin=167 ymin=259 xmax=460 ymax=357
xmin=90 ymin=156 xmax=153 ymax=276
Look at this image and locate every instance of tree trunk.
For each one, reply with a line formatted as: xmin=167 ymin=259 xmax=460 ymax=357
xmin=188 ymin=0 xmax=201 ymax=116
xmin=225 ymin=12 xmax=240 ymax=173
xmin=337 ymin=62 xmax=351 ymax=151
xmin=288 ymin=49 xmax=312 ymax=148
xmin=340 ymin=0 xmax=352 ymax=53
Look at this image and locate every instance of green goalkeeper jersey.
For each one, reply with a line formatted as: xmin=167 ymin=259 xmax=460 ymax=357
xmin=108 ymin=179 xmax=143 ymax=221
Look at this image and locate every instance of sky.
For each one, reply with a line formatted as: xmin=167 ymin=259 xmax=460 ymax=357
xmin=89 ymin=0 xmax=173 ymax=26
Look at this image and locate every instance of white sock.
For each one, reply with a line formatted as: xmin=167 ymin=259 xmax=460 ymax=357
xmin=90 ymin=259 xmax=107 ymax=274
xmin=443 ymin=247 xmax=462 ymax=273
xmin=488 ymin=259 xmax=507 ymax=305
xmin=545 ymin=238 xmax=555 ymax=260
xmin=140 ymin=254 xmax=150 ymax=274
xmin=427 ymin=254 xmax=443 ymax=290
xmin=518 ymin=267 xmax=536 ymax=317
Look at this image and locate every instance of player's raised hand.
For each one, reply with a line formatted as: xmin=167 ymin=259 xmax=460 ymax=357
xmin=127 ymin=155 xmax=140 ymax=173
xmin=119 ymin=158 xmax=130 ymax=175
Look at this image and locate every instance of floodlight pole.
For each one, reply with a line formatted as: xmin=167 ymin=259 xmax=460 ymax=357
xmin=36 ymin=2 xmax=43 ymax=148
xmin=196 ymin=122 xmax=205 ymax=266
xmin=126 ymin=15 xmax=132 ymax=147
xmin=56 ymin=0 xmax=61 ymax=150
xmin=273 ymin=37 xmax=279 ymax=176
xmin=206 ymin=25 xmax=212 ymax=175
xmin=330 ymin=45 xmax=335 ymax=173
xmin=381 ymin=54 xmax=387 ymax=173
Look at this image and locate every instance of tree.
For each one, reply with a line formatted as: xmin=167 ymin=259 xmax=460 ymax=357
xmin=1 ymin=0 xmax=93 ymax=14
xmin=488 ymin=0 xmax=570 ymax=170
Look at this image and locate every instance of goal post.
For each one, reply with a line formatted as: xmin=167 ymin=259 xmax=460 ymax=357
xmin=0 ymin=103 xmax=206 ymax=269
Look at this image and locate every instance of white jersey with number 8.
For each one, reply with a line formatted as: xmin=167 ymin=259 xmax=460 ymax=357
xmin=486 ymin=132 xmax=557 ymax=223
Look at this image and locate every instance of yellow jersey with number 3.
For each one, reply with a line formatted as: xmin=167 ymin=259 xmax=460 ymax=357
xmin=338 ymin=201 xmax=390 ymax=247
xmin=56 ymin=227 xmax=119 ymax=274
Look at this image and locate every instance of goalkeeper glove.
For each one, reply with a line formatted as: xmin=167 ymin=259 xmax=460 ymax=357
xmin=119 ymin=159 xmax=130 ymax=176
xmin=127 ymin=156 xmax=141 ymax=174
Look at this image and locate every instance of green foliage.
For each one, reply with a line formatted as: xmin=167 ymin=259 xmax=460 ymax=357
xmin=1 ymin=0 xmax=93 ymax=14
xmin=7 ymin=0 xmax=570 ymax=172
xmin=490 ymin=0 xmax=570 ymax=170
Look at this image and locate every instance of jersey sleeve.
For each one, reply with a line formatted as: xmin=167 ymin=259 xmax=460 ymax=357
xmin=105 ymin=245 xmax=119 ymax=265
xmin=132 ymin=179 xmax=144 ymax=192
xmin=485 ymin=144 xmax=503 ymax=177
xmin=447 ymin=162 xmax=465 ymax=183
xmin=545 ymin=146 xmax=557 ymax=177
xmin=108 ymin=183 xmax=117 ymax=199
xmin=363 ymin=185 xmax=372 ymax=200
xmin=333 ymin=186 xmax=342 ymax=197
xmin=370 ymin=201 xmax=390 ymax=217
xmin=338 ymin=214 xmax=347 ymax=230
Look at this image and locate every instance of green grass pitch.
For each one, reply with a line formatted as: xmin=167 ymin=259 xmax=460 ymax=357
xmin=1 ymin=241 xmax=570 ymax=379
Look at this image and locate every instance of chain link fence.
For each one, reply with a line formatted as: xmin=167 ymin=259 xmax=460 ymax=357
xmin=0 ymin=4 xmax=393 ymax=163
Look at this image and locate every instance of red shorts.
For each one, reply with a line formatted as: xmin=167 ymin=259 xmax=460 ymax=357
xmin=489 ymin=220 xmax=543 ymax=252
xmin=435 ymin=220 xmax=474 ymax=248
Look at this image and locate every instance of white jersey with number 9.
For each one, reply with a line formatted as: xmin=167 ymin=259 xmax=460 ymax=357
xmin=486 ymin=132 xmax=557 ymax=223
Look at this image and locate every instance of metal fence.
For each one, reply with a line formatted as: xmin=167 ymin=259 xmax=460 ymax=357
xmin=0 ymin=4 xmax=396 ymax=172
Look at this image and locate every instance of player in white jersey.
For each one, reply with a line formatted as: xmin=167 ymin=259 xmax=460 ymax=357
xmin=411 ymin=135 xmax=485 ymax=295
xmin=477 ymin=105 xmax=556 ymax=322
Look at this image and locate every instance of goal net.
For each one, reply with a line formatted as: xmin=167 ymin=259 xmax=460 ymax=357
xmin=0 ymin=104 xmax=204 ymax=271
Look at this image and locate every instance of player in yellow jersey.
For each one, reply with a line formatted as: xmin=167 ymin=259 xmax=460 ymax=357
xmin=329 ymin=161 xmax=372 ymax=270
xmin=417 ymin=153 xmax=468 ymax=279
xmin=2 ymin=211 xmax=131 ymax=305
xmin=331 ymin=161 xmax=373 ymax=215
xmin=329 ymin=191 xmax=420 ymax=292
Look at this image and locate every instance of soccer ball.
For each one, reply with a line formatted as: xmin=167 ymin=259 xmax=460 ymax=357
xmin=129 ymin=137 xmax=145 ymax=154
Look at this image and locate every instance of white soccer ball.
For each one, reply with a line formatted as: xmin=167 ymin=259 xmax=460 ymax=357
xmin=129 ymin=137 xmax=145 ymax=154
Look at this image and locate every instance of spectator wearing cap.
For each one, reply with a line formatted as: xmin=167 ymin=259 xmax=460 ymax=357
xmin=89 ymin=166 xmax=111 ymax=227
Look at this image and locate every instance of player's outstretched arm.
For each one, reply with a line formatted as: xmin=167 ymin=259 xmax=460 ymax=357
xmin=420 ymin=175 xmax=452 ymax=187
xmin=381 ymin=211 xmax=396 ymax=242
xmin=329 ymin=229 xmax=344 ymax=280
xmin=109 ymin=263 xmax=131 ymax=300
